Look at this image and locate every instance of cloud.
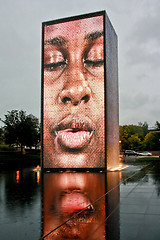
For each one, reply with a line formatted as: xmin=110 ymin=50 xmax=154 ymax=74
xmin=120 ymin=92 xmax=149 ymax=110
xmin=124 ymin=0 xmax=160 ymax=68
xmin=126 ymin=41 xmax=160 ymax=63
xmin=132 ymin=3 xmax=160 ymax=45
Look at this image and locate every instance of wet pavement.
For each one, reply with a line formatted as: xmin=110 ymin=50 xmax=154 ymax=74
xmin=0 ymin=162 xmax=160 ymax=239
xmin=120 ymin=163 xmax=160 ymax=240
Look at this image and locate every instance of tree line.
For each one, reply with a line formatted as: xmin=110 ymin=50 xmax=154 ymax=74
xmin=120 ymin=121 xmax=160 ymax=151
xmin=0 ymin=110 xmax=40 ymax=153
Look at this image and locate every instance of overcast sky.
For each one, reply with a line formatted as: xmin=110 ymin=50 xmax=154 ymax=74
xmin=0 ymin=0 xmax=160 ymax=127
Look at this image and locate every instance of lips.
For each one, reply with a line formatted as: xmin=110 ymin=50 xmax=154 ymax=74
xmin=54 ymin=116 xmax=93 ymax=149
xmin=60 ymin=191 xmax=93 ymax=214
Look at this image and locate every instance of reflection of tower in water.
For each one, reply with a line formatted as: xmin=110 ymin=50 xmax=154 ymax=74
xmin=105 ymin=172 xmax=120 ymax=240
xmin=41 ymin=171 xmax=120 ymax=239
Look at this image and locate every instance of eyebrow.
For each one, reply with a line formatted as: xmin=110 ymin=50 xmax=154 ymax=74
xmin=44 ymin=37 xmax=67 ymax=46
xmin=85 ymin=31 xmax=104 ymax=41
xmin=44 ymin=31 xmax=103 ymax=46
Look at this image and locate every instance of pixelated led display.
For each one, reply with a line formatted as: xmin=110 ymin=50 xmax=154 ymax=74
xmin=42 ymin=172 xmax=106 ymax=239
xmin=42 ymin=12 xmax=106 ymax=169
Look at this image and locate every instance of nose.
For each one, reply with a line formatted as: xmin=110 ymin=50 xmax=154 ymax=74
xmin=60 ymin=73 xmax=91 ymax=106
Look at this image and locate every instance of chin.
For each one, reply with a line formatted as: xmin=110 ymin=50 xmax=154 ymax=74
xmin=44 ymin=149 xmax=105 ymax=168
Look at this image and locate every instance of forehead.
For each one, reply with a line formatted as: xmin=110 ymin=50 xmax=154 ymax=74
xmin=44 ymin=15 xmax=103 ymax=40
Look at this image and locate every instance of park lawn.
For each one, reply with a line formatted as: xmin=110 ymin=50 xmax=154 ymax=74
xmin=0 ymin=144 xmax=15 ymax=151
xmin=137 ymin=156 xmax=160 ymax=162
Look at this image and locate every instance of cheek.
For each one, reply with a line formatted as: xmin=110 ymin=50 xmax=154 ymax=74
xmin=90 ymin=81 xmax=105 ymax=114
xmin=43 ymin=118 xmax=52 ymax=144
xmin=89 ymin=71 xmax=104 ymax=94
xmin=96 ymin=112 xmax=105 ymax=138
xmin=44 ymin=81 xmax=57 ymax=99
xmin=44 ymin=75 xmax=65 ymax=101
xmin=44 ymin=82 xmax=60 ymax=114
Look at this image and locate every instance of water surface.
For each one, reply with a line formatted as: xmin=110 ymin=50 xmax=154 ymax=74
xmin=1 ymin=163 xmax=160 ymax=240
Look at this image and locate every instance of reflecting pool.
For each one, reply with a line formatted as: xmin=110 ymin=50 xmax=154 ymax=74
xmin=0 ymin=167 xmax=41 ymax=240
xmin=1 ymin=162 xmax=160 ymax=239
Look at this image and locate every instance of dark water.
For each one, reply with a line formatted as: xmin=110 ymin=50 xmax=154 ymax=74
xmin=0 ymin=163 xmax=160 ymax=240
xmin=0 ymin=167 xmax=41 ymax=240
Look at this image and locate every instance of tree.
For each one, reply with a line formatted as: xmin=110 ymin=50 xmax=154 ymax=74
xmin=3 ymin=110 xmax=40 ymax=153
xmin=0 ymin=127 xmax=5 ymax=144
xmin=119 ymin=125 xmax=131 ymax=150
xmin=144 ymin=131 xmax=160 ymax=151
xmin=119 ymin=122 xmax=149 ymax=151
xmin=127 ymin=135 xmax=142 ymax=151
xmin=155 ymin=121 xmax=160 ymax=130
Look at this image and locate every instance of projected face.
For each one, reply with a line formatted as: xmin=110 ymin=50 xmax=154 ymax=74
xmin=42 ymin=173 xmax=106 ymax=239
xmin=43 ymin=15 xmax=105 ymax=168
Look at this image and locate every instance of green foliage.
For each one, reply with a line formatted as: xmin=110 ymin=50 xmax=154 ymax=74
xmin=0 ymin=127 xmax=5 ymax=144
xmin=119 ymin=125 xmax=131 ymax=150
xmin=119 ymin=122 xmax=149 ymax=151
xmin=155 ymin=121 xmax=160 ymax=130
xmin=128 ymin=135 xmax=142 ymax=151
xmin=0 ymin=144 xmax=15 ymax=151
xmin=137 ymin=157 xmax=160 ymax=162
xmin=120 ymin=121 xmax=160 ymax=151
xmin=2 ymin=110 xmax=40 ymax=152
xmin=144 ymin=131 xmax=160 ymax=150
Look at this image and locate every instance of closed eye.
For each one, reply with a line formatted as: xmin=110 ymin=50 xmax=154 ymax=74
xmin=44 ymin=61 xmax=67 ymax=71
xmin=84 ymin=59 xmax=104 ymax=67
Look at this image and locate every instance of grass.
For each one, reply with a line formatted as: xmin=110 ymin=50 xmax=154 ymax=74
xmin=137 ymin=156 xmax=160 ymax=162
xmin=0 ymin=144 xmax=15 ymax=151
